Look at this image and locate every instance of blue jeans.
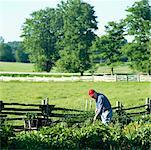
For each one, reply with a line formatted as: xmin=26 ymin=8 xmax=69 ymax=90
xmin=101 ymin=109 xmax=112 ymax=124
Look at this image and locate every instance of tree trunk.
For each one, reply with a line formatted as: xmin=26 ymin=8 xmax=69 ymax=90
xmin=46 ymin=61 xmax=51 ymax=72
xmin=80 ymin=72 xmax=84 ymax=76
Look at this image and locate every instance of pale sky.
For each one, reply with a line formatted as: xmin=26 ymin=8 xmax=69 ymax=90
xmin=0 ymin=0 xmax=142 ymax=42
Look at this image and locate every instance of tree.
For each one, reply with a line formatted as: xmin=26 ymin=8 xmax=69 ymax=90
xmin=0 ymin=43 xmax=15 ymax=62
xmin=123 ymin=0 xmax=151 ymax=74
xmin=21 ymin=8 xmax=61 ymax=72
xmin=56 ymin=0 xmax=98 ymax=76
xmin=91 ymin=21 xmax=127 ymax=75
xmin=7 ymin=41 xmax=29 ymax=63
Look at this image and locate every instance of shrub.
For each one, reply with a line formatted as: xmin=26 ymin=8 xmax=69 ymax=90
xmin=0 ymin=124 xmax=14 ymax=148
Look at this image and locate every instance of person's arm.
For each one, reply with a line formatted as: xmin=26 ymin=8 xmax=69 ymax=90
xmin=93 ymin=96 xmax=103 ymax=122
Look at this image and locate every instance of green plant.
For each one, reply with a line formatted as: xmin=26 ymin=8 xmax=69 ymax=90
xmin=25 ymin=113 xmax=37 ymax=120
xmin=0 ymin=124 xmax=14 ymax=148
xmin=112 ymin=110 xmax=132 ymax=127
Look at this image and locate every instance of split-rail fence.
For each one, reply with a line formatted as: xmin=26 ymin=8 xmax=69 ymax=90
xmin=0 ymin=98 xmax=150 ymax=131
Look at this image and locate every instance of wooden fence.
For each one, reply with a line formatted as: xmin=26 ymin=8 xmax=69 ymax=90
xmin=85 ymin=97 xmax=151 ymax=115
xmin=0 ymin=98 xmax=150 ymax=131
xmin=0 ymin=98 xmax=84 ymax=131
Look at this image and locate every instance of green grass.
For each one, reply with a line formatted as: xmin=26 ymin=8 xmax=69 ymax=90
xmin=0 ymin=61 xmax=135 ymax=74
xmin=0 ymin=81 xmax=150 ymax=110
xmin=96 ymin=63 xmax=137 ymax=74
xmin=0 ymin=62 xmax=34 ymax=72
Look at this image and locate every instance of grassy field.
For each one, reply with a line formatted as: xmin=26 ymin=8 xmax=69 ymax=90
xmin=0 ymin=61 xmax=135 ymax=74
xmin=0 ymin=81 xmax=150 ymax=110
xmin=0 ymin=62 xmax=34 ymax=72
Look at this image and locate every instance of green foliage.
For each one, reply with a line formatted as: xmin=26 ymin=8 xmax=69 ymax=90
xmin=123 ymin=0 xmax=151 ymax=74
xmin=125 ymin=0 xmax=150 ymax=41
xmin=112 ymin=110 xmax=132 ymax=128
xmin=25 ymin=113 xmax=37 ymax=120
xmin=91 ymin=21 xmax=127 ymax=74
xmin=0 ymin=37 xmax=28 ymax=63
xmin=0 ymin=42 xmax=15 ymax=62
xmin=22 ymin=8 xmax=60 ymax=72
xmin=0 ymin=124 xmax=14 ymax=148
xmin=10 ymin=131 xmax=49 ymax=150
xmin=7 ymin=41 xmax=29 ymax=63
xmin=78 ymin=122 xmax=111 ymax=149
xmin=123 ymin=121 xmax=151 ymax=150
xmin=56 ymin=0 xmax=97 ymax=75
xmin=7 ymin=119 xmax=151 ymax=150
xmin=122 ymin=41 xmax=151 ymax=74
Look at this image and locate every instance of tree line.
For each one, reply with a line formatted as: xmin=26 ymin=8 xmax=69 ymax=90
xmin=0 ymin=38 xmax=29 ymax=63
xmin=0 ymin=0 xmax=150 ymax=75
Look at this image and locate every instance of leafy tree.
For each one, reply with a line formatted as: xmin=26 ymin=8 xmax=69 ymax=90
xmin=7 ymin=41 xmax=29 ymax=63
xmin=15 ymin=45 xmax=29 ymax=63
xmin=21 ymin=8 xmax=61 ymax=72
xmin=56 ymin=0 xmax=98 ymax=76
xmin=123 ymin=0 xmax=151 ymax=74
xmin=122 ymin=41 xmax=151 ymax=74
xmin=91 ymin=21 xmax=127 ymax=75
xmin=0 ymin=43 xmax=15 ymax=62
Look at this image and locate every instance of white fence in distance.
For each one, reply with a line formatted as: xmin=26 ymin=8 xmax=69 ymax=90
xmin=0 ymin=74 xmax=151 ymax=82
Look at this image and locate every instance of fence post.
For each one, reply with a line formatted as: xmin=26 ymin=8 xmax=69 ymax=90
xmin=0 ymin=101 xmax=3 ymax=112
xmin=146 ymin=98 xmax=151 ymax=114
xmin=149 ymin=99 xmax=151 ymax=113
xmin=137 ymin=74 xmax=140 ymax=82
xmin=41 ymin=100 xmax=45 ymax=105
xmin=45 ymin=97 xmax=49 ymax=117
xmin=126 ymin=75 xmax=128 ymax=82
xmin=115 ymin=74 xmax=117 ymax=82
xmin=41 ymin=100 xmax=46 ymax=118
xmin=116 ymin=101 xmax=120 ymax=112
xmin=120 ymin=102 xmax=123 ymax=110
xmin=45 ymin=97 xmax=49 ymax=105
xmin=90 ymin=100 xmax=92 ymax=110
xmin=85 ymin=99 xmax=88 ymax=111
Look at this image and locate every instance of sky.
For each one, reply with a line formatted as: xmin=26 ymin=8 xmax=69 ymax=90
xmin=0 ymin=0 xmax=142 ymax=42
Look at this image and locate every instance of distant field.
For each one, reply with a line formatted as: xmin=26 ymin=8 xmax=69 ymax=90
xmin=0 ymin=61 xmax=135 ymax=74
xmin=0 ymin=62 xmax=34 ymax=72
xmin=0 ymin=81 xmax=150 ymax=110
xmin=96 ymin=64 xmax=136 ymax=74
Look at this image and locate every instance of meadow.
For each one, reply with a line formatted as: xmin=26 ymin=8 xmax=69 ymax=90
xmin=0 ymin=61 xmax=135 ymax=74
xmin=1 ymin=63 xmax=150 ymax=150
xmin=0 ymin=81 xmax=150 ymax=110
xmin=0 ymin=62 xmax=34 ymax=72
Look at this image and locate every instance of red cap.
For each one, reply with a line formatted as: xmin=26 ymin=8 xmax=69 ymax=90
xmin=89 ymin=89 xmax=95 ymax=97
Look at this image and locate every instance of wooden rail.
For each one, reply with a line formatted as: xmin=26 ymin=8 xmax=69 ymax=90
xmin=114 ymin=97 xmax=151 ymax=115
xmin=0 ymin=98 xmax=150 ymax=131
xmin=0 ymin=98 xmax=85 ymax=131
xmin=85 ymin=98 xmax=151 ymax=115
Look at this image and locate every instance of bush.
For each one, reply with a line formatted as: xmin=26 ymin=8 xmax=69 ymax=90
xmin=0 ymin=124 xmax=14 ymax=148
xmin=7 ymin=114 xmax=151 ymax=149
xmin=124 ymin=122 xmax=151 ymax=150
